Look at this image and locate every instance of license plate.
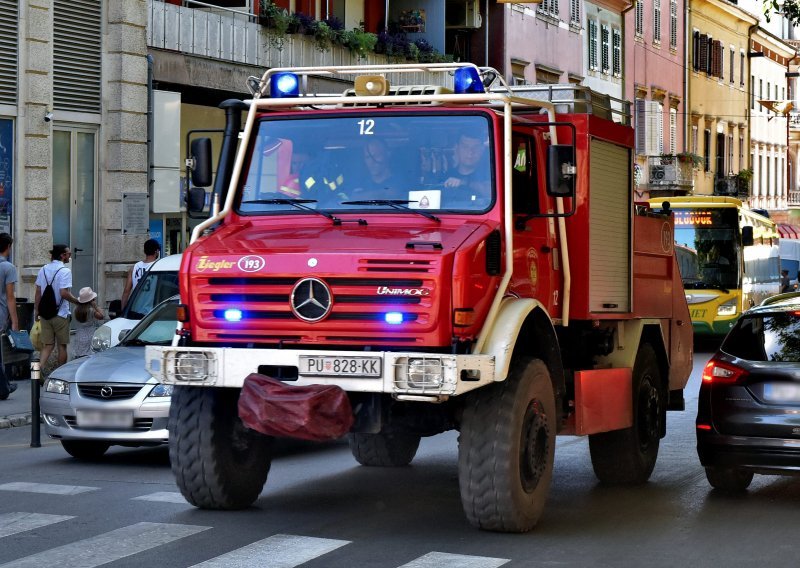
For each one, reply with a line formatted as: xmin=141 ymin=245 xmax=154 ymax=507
xmin=763 ymin=383 xmax=800 ymax=403
xmin=298 ymin=356 xmax=381 ymax=377
xmin=76 ymin=410 xmax=134 ymax=428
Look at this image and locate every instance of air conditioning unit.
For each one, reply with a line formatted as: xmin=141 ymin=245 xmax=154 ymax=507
xmin=650 ymin=164 xmax=677 ymax=182
xmin=446 ymin=0 xmax=483 ymax=29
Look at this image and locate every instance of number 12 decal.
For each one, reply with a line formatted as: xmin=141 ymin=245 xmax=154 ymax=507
xmin=358 ymin=119 xmax=375 ymax=135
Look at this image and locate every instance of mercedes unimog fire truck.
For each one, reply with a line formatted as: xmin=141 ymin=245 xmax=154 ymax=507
xmin=145 ymin=63 xmax=693 ymax=533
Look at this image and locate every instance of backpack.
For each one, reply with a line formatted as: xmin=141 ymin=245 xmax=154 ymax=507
xmin=39 ymin=267 xmax=64 ymax=320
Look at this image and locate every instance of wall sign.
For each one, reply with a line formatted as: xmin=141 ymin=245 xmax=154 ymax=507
xmin=122 ymin=193 xmax=149 ymax=235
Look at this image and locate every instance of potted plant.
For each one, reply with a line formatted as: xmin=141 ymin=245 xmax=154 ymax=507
xmin=259 ymin=1 xmax=293 ymax=50
xmin=735 ymin=168 xmax=753 ymax=193
xmin=676 ymin=151 xmax=704 ymax=169
xmin=342 ymin=27 xmax=378 ymax=59
xmin=312 ymin=21 xmax=335 ymax=52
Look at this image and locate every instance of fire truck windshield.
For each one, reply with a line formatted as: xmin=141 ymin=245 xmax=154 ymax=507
xmin=238 ymin=113 xmax=494 ymax=215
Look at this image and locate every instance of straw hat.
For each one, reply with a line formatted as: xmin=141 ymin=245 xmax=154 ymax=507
xmin=78 ymin=287 xmax=97 ymax=304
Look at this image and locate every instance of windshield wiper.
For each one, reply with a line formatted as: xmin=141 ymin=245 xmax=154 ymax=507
xmin=340 ymin=200 xmax=440 ymax=223
xmin=244 ymin=198 xmax=342 ymax=225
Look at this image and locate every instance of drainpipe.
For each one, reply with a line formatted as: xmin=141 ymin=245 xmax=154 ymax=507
xmin=684 ymin=0 xmax=690 ymax=153
xmin=786 ymin=51 xmax=800 ymax=208
xmin=147 ymin=54 xmax=154 ymax=222
xmin=747 ymin=20 xmax=759 ymax=195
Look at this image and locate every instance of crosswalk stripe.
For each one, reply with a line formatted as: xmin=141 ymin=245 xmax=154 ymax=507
xmin=0 ymin=521 xmax=210 ymax=568
xmin=131 ymin=491 xmax=188 ymax=504
xmin=189 ymin=534 xmax=350 ymax=568
xmin=0 ymin=482 xmax=98 ymax=495
xmin=0 ymin=513 xmax=74 ymax=538
xmin=399 ymin=552 xmax=510 ymax=568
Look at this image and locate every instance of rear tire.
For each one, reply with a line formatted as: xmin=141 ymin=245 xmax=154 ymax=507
xmin=458 ymin=358 xmax=556 ymax=533
xmin=168 ymin=386 xmax=273 ymax=510
xmin=61 ymin=440 xmax=110 ymax=459
xmin=705 ymin=466 xmax=754 ymax=492
xmin=589 ymin=344 xmax=664 ymax=484
xmin=348 ymin=432 xmax=421 ymax=466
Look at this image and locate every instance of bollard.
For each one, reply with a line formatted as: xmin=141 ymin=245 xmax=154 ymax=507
xmin=30 ymin=358 xmax=40 ymax=448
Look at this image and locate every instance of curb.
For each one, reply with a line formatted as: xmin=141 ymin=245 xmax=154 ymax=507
xmin=0 ymin=413 xmax=33 ymax=429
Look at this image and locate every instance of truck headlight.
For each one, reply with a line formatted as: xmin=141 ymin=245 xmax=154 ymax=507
xmin=397 ymin=358 xmax=443 ymax=390
xmin=174 ymin=352 xmax=212 ymax=382
xmin=717 ymin=299 xmax=737 ymax=316
xmin=45 ymin=378 xmax=69 ymax=395
xmin=91 ymin=324 xmax=112 ymax=352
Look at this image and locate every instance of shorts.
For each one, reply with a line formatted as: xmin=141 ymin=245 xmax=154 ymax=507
xmin=40 ymin=316 xmax=71 ymax=346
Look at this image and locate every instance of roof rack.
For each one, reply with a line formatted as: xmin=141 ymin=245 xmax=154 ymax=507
xmin=494 ymin=84 xmax=631 ymax=125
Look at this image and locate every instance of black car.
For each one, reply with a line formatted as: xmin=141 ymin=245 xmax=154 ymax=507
xmin=697 ymin=291 xmax=800 ymax=491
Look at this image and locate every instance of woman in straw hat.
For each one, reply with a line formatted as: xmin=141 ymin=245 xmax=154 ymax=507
xmin=73 ymin=287 xmax=105 ymax=358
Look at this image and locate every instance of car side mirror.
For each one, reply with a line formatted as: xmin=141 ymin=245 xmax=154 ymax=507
xmin=547 ymin=145 xmax=576 ymax=198
xmin=742 ymin=226 xmax=754 ymax=247
xmin=118 ymin=329 xmax=132 ymax=342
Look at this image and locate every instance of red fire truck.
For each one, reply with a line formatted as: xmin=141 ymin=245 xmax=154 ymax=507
xmin=145 ymin=64 xmax=693 ymax=533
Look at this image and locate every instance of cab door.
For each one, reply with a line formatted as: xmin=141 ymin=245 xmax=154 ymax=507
xmin=508 ymin=131 xmax=559 ymax=315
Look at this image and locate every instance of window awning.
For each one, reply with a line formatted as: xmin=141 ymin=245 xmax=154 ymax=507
xmin=778 ymin=223 xmax=800 ymax=239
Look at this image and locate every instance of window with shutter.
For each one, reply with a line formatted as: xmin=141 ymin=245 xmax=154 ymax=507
xmin=588 ymin=20 xmax=598 ymax=71
xmin=729 ymin=48 xmax=735 ymax=83
xmin=718 ymin=41 xmax=724 ymax=79
xmin=54 ymin=0 xmax=101 ymax=113
xmin=612 ymin=28 xmax=622 ymax=77
xmin=669 ymin=108 xmax=677 ymax=155
xmin=0 ymin=0 xmax=18 ymax=106
xmin=705 ymin=37 xmax=712 ymax=74
xmin=740 ymin=52 xmax=745 ymax=86
xmin=601 ymin=25 xmax=610 ymax=74
xmin=698 ymin=34 xmax=708 ymax=73
xmin=693 ymin=32 xmax=700 ymax=70
xmin=635 ymin=0 xmax=643 ymax=37
xmin=635 ymin=99 xmax=647 ymax=154
xmin=670 ymin=0 xmax=677 ymax=49
xmin=653 ymin=0 xmax=661 ymax=44
xmin=655 ymin=102 xmax=664 ymax=155
xmin=571 ymin=0 xmax=580 ymax=24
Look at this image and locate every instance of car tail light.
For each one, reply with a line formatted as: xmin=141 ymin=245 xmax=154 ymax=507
xmin=701 ymin=358 xmax=749 ymax=384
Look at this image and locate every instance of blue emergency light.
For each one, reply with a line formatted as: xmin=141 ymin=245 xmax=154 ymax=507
xmin=224 ymin=308 xmax=243 ymax=322
xmin=454 ymin=67 xmax=484 ymax=94
xmin=385 ymin=312 xmax=404 ymax=325
xmin=270 ymin=72 xmax=300 ymax=98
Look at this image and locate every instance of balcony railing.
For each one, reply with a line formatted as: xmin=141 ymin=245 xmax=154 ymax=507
xmin=789 ymin=190 xmax=800 ymax=207
xmin=146 ymin=0 xmax=446 ymax=86
xmin=646 ymin=155 xmax=695 ymax=190
xmin=714 ymin=174 xmax=749 ymax=199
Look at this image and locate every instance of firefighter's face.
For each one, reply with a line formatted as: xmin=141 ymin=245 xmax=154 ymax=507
xmin=456 ymin=135 xmax=485 ymax=170
xmin=364 ymin=141 xmax=388 ymax=177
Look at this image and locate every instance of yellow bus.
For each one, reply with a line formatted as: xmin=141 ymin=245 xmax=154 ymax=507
xmin=649 ymin=196 xmax=781 ymax=338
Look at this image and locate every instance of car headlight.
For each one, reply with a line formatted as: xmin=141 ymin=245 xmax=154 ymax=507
xmin=717 ymin=299 xmax=737 ymax=316
xmin=91 ymin=324 xmax=112 ymax=352
xmin=147 ymin=383 xmax=173 ymax=398
xmin=45 ymin=378 xmax=69 ymax=395
xmin=397 ymin=357 xmax=443 ymax=390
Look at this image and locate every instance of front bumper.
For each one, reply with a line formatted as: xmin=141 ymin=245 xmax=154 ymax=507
xmin=145 ymin=346 xmax=496 ymax=400
xmin=40 ymin=393 xmax=170 ymax=444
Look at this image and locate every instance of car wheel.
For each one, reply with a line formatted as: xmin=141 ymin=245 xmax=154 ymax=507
xmin=588 ymin=343 xmax=664 ymax=484
xmin=348 ymin=432 xmax=421 ymax=466
xmin=169 ymin=386 xmax=273 ymax=510
xmin=458 ymin=357 xmax=556 ymax=532
xmin=61 ymin=440 xmax=110 ymax=459
xmin=705 ymin=466 xmax=754 ymax=492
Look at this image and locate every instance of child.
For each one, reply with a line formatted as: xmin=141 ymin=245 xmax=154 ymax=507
xmin=73 ymin=287 xmax=105 ymax=358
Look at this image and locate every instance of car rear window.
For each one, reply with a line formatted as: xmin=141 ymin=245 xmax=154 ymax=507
xmin=722 ymin=312 xmax=800 ymax=362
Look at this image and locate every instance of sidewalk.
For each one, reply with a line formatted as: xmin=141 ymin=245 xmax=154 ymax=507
xmin=0 ymin=379 xmax=35 ymax=429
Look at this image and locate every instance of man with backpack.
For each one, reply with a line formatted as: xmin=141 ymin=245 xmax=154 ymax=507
xmin=34 ymin=244 xmax=80 ymax=370
xmin=0 ymin=233 xmax=19 ymax=399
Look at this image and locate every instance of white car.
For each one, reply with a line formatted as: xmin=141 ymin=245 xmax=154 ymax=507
xmin=91 ymin=254 xmax=181 ymax=352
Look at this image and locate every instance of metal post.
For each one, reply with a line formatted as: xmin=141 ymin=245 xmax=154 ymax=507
xmin=30 ymin=358 xmax=40 ymax=448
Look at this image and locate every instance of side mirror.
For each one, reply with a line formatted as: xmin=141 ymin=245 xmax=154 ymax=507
xmin=547 ymin=145 xmax=576 ymax=198
xmin=741 ymin=226 xmax=754 ymax=247
xmin=190 ymin=138 xmax=213 ymax=187
xmin=186 ymin=187 xmax=207 ymax=213
xmin=118 ymin=329 xmax=132 ymax=343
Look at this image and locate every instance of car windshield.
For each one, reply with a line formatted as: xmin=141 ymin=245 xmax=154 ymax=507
xmin=722 ymin=311 xmax=800 ymax=362
xmin=237 ymin=113 xmax=494 ymax=215
xmin=125 ymin=270 xmax=179 ymax=320
xmin=121 ymin=299 xmax=178 ymax=347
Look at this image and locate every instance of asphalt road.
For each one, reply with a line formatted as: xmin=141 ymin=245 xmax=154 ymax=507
xmin=0 ymin=348 xmax=799 ymax=567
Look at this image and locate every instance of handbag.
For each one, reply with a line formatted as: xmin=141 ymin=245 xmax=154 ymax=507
xmin=29 ymin=320 xmax=42 ymax=351
xmin=7 ymin=329 xmax=34 ymax=353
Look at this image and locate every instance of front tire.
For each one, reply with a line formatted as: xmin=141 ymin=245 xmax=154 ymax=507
xmin=169 ymin=386 xmax=273 ymax=510
xmin=589 ymin=344 xmax=664 ymax=484
xmin=458 ymin=358 xmax=556 ymax=532
xmin=348 ymin=432 xmax=421 ymax=466
xmin=61 ymin=440 xmax=110 ymax=459
xmin=705 ymin=466 xmax=754 ymax=492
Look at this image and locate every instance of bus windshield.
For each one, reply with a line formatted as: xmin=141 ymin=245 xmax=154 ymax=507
xmin=673 ymin=208 xmax=739 ymax=290
xmin=237 ymin=113 xmax=494 ymax=215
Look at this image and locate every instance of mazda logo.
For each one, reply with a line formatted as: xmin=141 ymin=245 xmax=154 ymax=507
xmin=290 ymin=277 xmax=333 ymax=322
xmin=100 ymin=386 xmax=113 ymax=398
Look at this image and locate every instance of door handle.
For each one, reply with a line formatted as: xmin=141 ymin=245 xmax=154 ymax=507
xmin=74 ymin=248 xmax=84 ymax=254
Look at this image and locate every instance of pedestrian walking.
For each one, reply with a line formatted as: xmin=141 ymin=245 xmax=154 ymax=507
xmin=73 ymin=287 xmax=105 ymax=358
xmin=34 ymin=244 xmax=80 ymax=371
xmin=121 ymin=239 xmax=161 ymax=310
xmin=0 ymin=233 xmax=18 ymax=399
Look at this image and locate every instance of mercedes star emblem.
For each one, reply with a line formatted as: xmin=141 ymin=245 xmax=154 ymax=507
xmin=290 ymin=277 xmax=333 ymax=322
